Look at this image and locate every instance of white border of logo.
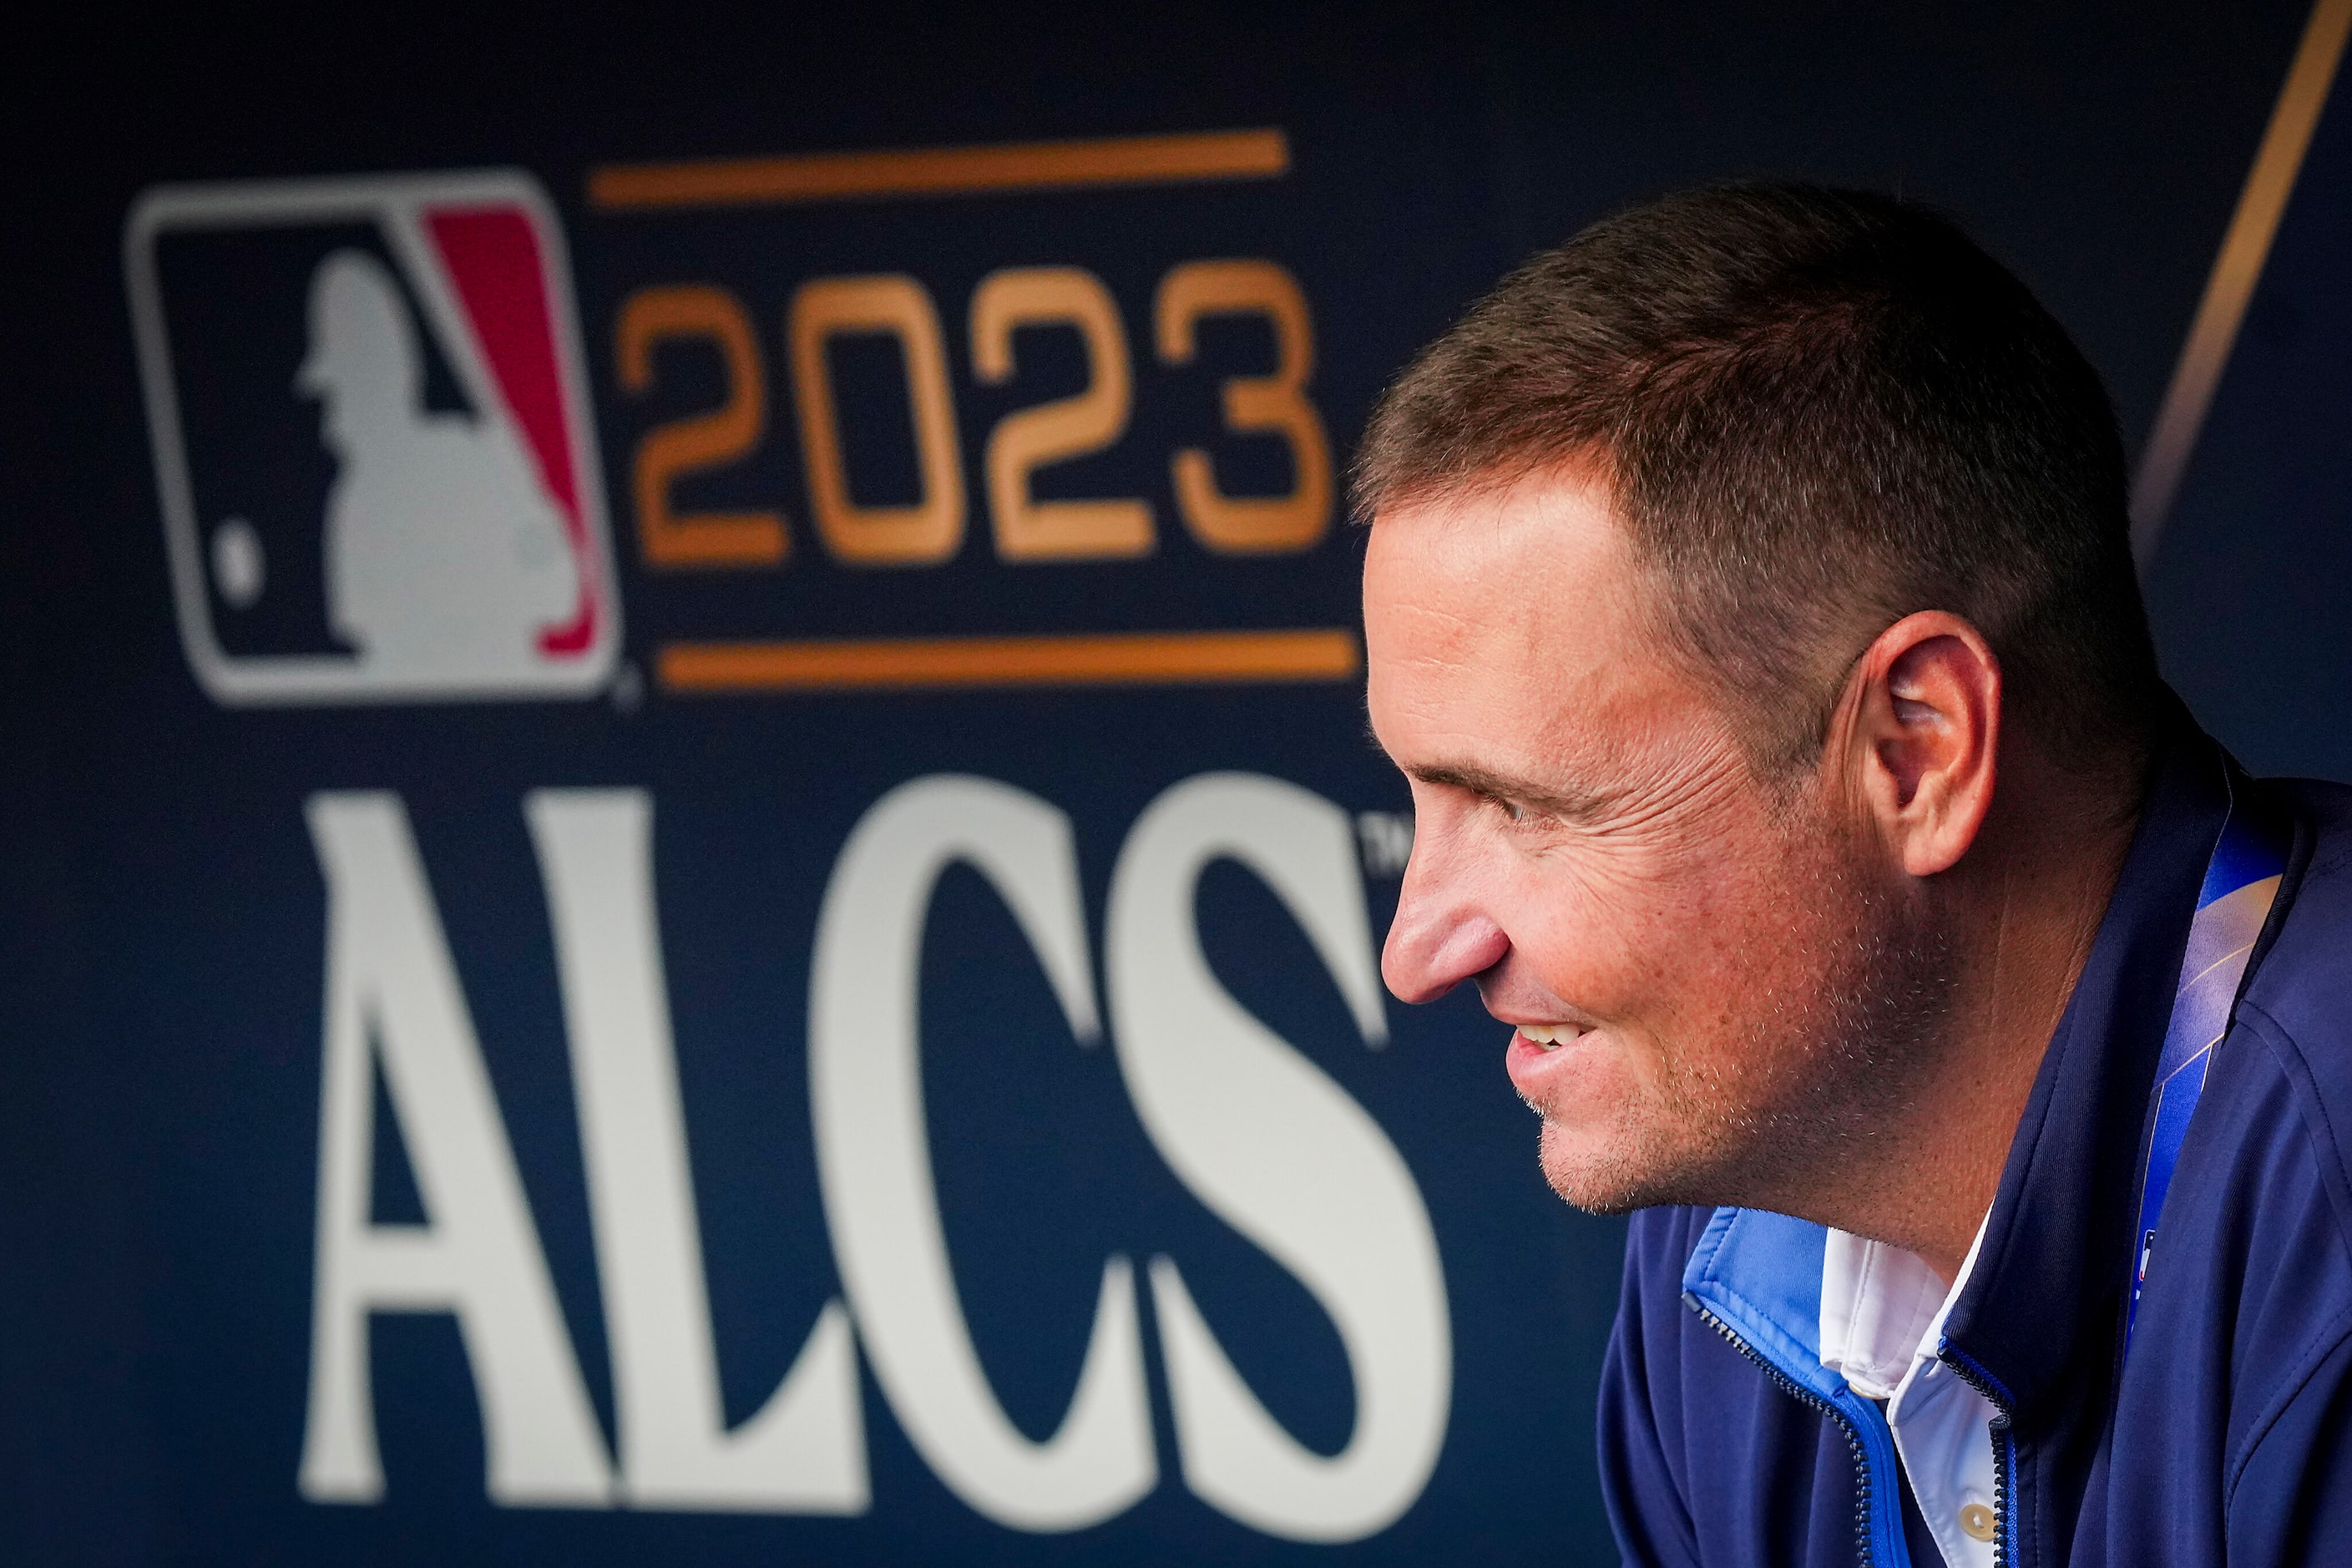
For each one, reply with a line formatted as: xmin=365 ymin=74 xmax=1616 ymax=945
xmin=124 ymin=168 xmax=621 ymax=706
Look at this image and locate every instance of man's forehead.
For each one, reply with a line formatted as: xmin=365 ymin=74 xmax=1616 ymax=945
xmin=1362 ymin=469 xmax=1712 ymax=783
xmin=1368 ymin=478 xmax=1647 ymax=680
xmin=1371 ymin=473 xmax=1617 ymax=579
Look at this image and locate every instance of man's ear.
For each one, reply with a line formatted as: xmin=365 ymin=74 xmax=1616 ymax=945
xmin=1830 ymin=611 xmax=2000 ymax=878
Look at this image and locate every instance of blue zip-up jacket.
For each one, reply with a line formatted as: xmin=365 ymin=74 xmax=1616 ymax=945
xmin=1599 ymin=723 xmax=2352 ymax=1566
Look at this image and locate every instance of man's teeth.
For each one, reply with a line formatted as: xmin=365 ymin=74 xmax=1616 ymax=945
xmin=1518 ymin=1023 xmax=1581 ymax=1050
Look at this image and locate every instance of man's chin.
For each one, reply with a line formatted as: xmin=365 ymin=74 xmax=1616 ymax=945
xmin=1535 ymin=1118 xmax=1698 ymax=1216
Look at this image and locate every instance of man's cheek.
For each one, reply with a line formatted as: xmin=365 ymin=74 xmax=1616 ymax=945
xmin=1518 ymin=908 xmax=1654 ymax=1017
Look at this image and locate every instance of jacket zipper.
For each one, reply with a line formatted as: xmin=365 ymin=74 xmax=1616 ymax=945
xmin=1684 ymin=1291 xmax=1877 ymax=1568
xmin=1940 ymin=1347 xmax=2019 ymax=1568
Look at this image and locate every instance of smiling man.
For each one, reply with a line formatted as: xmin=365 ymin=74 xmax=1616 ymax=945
xmin=1358 ymin=185 xmax=2352 ymax=1566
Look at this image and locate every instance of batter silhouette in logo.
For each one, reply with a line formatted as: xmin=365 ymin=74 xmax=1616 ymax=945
xmin=298 ymin=249 xmax=579 ymax=680
xmin=129 ymin=171 xmax=618 ymax=703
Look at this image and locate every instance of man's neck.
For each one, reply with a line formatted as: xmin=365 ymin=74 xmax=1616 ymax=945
xmin=1824 ymin=763 xmax=2142 ymax=1282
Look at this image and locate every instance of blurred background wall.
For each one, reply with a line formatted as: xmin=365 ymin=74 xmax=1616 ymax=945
xmin=3 ymin=3 xmax=2344 ymax=1560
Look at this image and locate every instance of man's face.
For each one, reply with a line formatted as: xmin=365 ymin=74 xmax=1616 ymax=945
xmin=1363 ymin=467 xmax=1949 ymax=1213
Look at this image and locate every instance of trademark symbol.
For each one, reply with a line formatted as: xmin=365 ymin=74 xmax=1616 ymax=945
xmin=1356 ymin=811 xmax=1414 ymax=876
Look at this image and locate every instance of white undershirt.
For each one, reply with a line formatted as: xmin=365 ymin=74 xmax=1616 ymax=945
xmin=1818 ymin=1212 xmax=1997 ymax=1568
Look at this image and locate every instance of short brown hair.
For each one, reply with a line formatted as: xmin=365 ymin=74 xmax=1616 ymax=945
xmin=1353 ymin=182 xmax=2160 ymax=781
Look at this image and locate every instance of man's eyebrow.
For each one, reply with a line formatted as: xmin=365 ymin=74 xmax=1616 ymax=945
xmin=1406 ymin=761 xmax=1619 ymax=822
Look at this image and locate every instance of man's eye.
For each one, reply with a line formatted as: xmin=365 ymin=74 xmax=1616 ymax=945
xmin=1493 ymin=796 xmax=1527 ymax=823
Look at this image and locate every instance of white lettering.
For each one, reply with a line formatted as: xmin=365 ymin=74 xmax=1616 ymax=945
xmin=1105 ymin=772 xmax=1450 ymax=1542
xmin=525 ymin=789 xmax=867 ymax=1513
xmin=299 ymin=792 xmax=611 ymax=1507
xmin=808 ymin=775 xmax=1156 ymax=1530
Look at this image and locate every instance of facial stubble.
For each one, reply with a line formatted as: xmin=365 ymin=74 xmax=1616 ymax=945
xmin=1523 ymin=807 xmax=1960 ymax=1218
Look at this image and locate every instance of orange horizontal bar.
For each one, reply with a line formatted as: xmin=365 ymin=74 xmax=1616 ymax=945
xmin=589 ymin=128 xmax=1288 ymax=211
xmin=657 ymin=628 xmax=1359 ymax=694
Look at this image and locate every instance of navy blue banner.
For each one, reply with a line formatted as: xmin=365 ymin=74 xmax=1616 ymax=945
xmin=0 ymin=6 xmax=2327 ymax=1562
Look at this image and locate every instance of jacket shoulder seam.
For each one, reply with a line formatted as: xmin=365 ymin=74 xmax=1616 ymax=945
xmin=2234 ymin=1000 xmax=2352 ymax=1250
xmin=2218 ymin=1002 xmax=2352 ymax=1510
xmin=2298 ymin=840 xmax=2352 ymax=883
xmin=2223 ymin=1303 xmax=2352 ymax=1510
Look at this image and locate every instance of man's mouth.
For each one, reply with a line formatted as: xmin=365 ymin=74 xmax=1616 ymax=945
xmin=1515 ymin=1022 xmax=1589 ymax=1052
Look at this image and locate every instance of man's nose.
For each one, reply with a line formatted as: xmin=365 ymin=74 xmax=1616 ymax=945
xmin=1380 ymin=839 xmax=1510 ymax=1004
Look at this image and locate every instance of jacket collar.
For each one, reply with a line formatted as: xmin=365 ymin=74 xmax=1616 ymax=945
xmin=1682 ymin=1206 xmax=1914 ymax=1567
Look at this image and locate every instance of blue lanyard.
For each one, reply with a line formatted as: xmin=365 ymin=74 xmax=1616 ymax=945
xmin=2122 ymin=766 xmax=2289 ymax=1354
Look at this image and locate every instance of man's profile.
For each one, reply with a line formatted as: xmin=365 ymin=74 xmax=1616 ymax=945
xmin=299 ymin=247 xmax=577 ymax=677
xmin=1358 ymin=185 xmax=2352 ymax=1565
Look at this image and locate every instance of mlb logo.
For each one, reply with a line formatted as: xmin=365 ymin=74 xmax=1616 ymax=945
xmin=124 ymin=170 xmax=620 ymax=704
